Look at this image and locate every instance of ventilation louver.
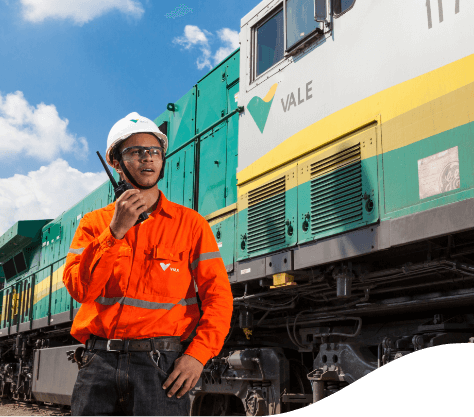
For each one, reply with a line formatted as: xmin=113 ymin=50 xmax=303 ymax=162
xmin=310 ymin=143 xmax=362 ymax=235
xmin=247 ymin=176 xmax=286 ymax=254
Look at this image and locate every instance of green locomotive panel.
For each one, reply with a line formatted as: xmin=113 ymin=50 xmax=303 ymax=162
xmin=154 ymin=86 xmax=197 ymax=155
xmin=209 ymin=213 xmax=236 ymax=271
xmin=382 ymin=121 xmax=474 ymax=220
xmin=162 ymin=142 xmax=195 ymax=209
xmin=156 ymin=50 xmax=240 ymax=264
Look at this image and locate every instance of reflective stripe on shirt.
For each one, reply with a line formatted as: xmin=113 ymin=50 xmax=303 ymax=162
xmin=95 ymin=296 xmax=198 ymax=310
xmin=69 ymin=247 xmax=85 ymax=255
xmin=191 ymin=251 xmax=221 ymax=270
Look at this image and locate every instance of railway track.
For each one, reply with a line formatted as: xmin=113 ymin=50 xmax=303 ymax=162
xmin=0 ymin=399 xmax=70 ymax=416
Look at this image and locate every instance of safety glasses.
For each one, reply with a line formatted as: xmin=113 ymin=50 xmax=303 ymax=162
xmin=121 ymin=146 xmax=164 ymax=160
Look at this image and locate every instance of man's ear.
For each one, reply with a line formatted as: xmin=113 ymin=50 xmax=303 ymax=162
xmin=112 ymin=160 xmax=123 ymax=178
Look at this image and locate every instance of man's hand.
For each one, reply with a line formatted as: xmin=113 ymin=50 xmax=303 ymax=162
xmin=162 ymin=354 xmax=204 ymax=398
xmin=109 ymin=189 xmax=146 ymax=239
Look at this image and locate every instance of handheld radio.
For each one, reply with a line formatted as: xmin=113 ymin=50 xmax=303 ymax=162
xmin=96 ymin=151 xmax=148 ymax=224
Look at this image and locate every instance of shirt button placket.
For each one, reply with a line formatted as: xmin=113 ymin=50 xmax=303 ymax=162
xmin=115 ymin=224 xmax=144 ymax=339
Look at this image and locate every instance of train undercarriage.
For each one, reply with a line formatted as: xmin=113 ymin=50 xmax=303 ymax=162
xmin=1 ymin=228 xmax=474 ymax=415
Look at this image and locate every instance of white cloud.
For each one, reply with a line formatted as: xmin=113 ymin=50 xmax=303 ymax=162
xmin=213 ymin=28 xmax=239 ymax=65
xmin=173 ymin=25 xmax=211 ymax=49
xmin=0 ymin=159 xmax=108 ymax=236
xmin=173 ymin=26 xmax=239 ymax=71
xmin=0 ymin=91 xmax=88 ymax=162
xmin=20 ymin=0 xmax=144 ymax=25
xmin=173 ymin=25 xmax=213 ymax=70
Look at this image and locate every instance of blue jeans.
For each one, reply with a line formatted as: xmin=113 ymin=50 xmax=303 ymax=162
xmin=71 ymin=348 xmax=190 ymax=416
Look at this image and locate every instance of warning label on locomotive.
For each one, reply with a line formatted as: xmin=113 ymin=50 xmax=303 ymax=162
xmin=418 ymin=146 xmax=460 ymax=199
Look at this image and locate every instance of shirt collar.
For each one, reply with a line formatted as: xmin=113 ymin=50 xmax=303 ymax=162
xmin=154 ymin=191 xmax=174 ymax=218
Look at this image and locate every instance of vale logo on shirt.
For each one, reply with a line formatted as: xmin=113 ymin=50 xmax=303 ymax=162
xmin=161 ymin=263 xmax=179 ymax=272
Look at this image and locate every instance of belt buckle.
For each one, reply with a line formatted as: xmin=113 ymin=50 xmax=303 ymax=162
xmin=106 ymin=339 xmax=122 ymax=352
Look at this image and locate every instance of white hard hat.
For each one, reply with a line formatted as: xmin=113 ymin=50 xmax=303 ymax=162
xmin=106 ymin=112 xmax=168 ymax=166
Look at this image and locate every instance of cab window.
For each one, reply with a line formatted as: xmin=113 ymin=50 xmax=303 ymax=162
xmin=334 ymin=0 xmax=356 ymax=16
xmin=286 ymin=0 xmax=320 ymax=49
xmin=255 ymin=8 xmax=284 ymax=78
xmin=3 ymin=258 xmax=16 ymax=280
xmin=252 ymin=0 xmax=356 ymax=82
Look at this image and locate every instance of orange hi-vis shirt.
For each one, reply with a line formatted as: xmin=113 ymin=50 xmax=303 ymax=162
xmin=63 ymin=192 xmax=233 ymax=365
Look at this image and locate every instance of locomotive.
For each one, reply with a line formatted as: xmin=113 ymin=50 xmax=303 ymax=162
xmin=1 ymin=0 xmax=474 ymax=414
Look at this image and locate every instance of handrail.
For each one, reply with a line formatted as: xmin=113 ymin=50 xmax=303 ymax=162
xmin=1 ymin=254 xmax=70 ymax=329
xmin=166 ymin=106 xmax=244 ymax=158
xmin=1 ymin=255 xmax=68 ymax=291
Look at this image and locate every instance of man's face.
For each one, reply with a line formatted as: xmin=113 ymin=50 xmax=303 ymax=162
xmin=113 ymin=133 xmax=163 ymax=188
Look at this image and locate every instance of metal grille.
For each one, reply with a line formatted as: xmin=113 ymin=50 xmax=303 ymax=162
xmin=310 ymin=144 xmax=362 ymax=235
xmin=247 ymin=177 xmax=286 ymax=254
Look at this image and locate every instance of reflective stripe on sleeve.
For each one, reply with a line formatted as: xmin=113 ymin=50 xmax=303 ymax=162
xmin=178 ymin=297 xmax=198 ymax=306
xmin=95 ymin=296 xmax=197 ymax=310
xmin=190 ymin=251 xmax=222 ymax=270
xmin=68 ymin=247 xmax=85 ymax=255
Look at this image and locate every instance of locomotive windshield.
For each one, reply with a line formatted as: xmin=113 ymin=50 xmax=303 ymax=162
xmin=2 ymin=258 xmax=16 ymax=280
xmin=1 ymin=252 xmax=27 ymax=280
xmin=13 ymin=252 xmax=27 ymax=275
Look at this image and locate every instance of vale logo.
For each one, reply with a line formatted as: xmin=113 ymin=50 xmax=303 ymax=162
xmin=247 ymin=83 xmax=278 ymax=133
xmin=165 ymin=4 xmax=193 ymax=19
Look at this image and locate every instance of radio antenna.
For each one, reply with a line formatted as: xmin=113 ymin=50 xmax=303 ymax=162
xmin=96 ymin=151 xmax=118 ymax=188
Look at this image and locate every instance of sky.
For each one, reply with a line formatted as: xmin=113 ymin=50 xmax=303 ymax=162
xmin=0 ymin=0 xmax=258 ymax=236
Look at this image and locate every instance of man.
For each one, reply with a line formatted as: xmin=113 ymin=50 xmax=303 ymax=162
xmin=63 ymin=112 xmax=234 ymax=416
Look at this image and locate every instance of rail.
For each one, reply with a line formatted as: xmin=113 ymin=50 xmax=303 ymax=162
xmin=165 ymin=106 xmax=244 ymax=158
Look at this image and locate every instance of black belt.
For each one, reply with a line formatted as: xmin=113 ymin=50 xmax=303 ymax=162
xmin=85 ymin=336 xmax=182 ymax=353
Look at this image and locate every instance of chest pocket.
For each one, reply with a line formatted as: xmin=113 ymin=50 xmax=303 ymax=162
xmin=144 ymin=246 xmax=191 ymax=297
